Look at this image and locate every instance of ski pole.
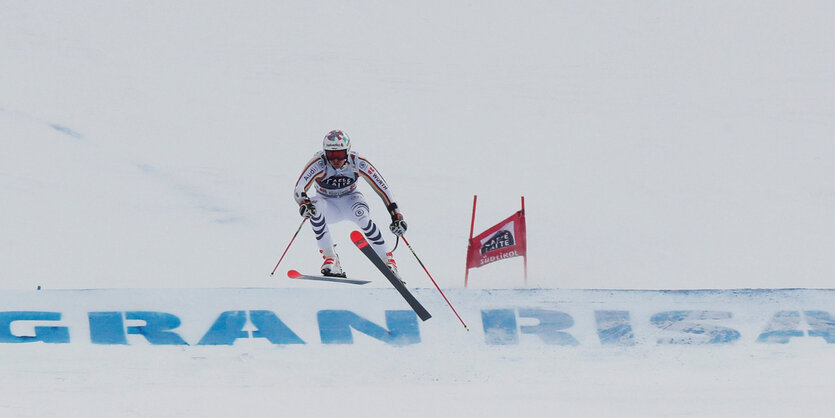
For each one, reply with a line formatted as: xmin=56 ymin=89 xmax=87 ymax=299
xmin=400 ymin=235 xmax=469 ymax=331
xmin=270 ymin=218 xmax=307 ymax=276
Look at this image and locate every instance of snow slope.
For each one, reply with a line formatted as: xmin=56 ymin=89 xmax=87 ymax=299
xmin=1 ymin=287 xmax=834 ymax=417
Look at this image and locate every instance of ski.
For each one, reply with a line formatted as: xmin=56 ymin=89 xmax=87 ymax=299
xmin=287 ymin=269 xmax=371 ymax=285
xmin=350 ymin=231 xmax=432 ymax=321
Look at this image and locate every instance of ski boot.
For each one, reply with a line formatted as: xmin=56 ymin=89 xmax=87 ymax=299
xmin=320 ymin=246 xmax=346 ymax=278
xmin=385 ymin=252 xmax=405 ymax=285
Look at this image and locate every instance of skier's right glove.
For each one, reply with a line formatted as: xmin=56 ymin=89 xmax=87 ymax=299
xmin=299 ymin=195 xmax=317 ymax=219
xmin=390 ymin=217 xmax=407 ymax=236
xmin=387 ymin=203 xmax=407 ymax=236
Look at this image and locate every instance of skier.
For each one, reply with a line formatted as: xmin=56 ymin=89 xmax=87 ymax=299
xmin=294 ymin=130 xmax=407 ymax=279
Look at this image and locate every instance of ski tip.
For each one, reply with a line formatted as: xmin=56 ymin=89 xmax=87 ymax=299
xmin=287 ymin=270 xmax=303 ymax=279
xmin=350 ymin=230 xmax=369 ymax=248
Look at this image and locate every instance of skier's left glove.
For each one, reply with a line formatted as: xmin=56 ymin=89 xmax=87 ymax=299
xmin=298 ymin=193 xmax=317 ymax=219
xmin=387 ymin=203 xmax=407 ymax=236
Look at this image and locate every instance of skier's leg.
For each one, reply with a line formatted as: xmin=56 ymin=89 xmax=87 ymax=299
xmin=344 ymin=192 xmax=387 ymax=257
xmin=309 ymin=197 xmax=344 ymax=276
xmin=346 ymin=193 xmax=402 ymax=280
xmin=309 ymin=199 xmax=334 ymax=253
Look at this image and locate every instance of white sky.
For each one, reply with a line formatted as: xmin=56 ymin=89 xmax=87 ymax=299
xmin=2 ymin=1 xmax=833 ymax=291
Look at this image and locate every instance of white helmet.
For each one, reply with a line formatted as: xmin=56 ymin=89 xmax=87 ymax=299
xmin=323 ymin=130 xmax=351 ymax=153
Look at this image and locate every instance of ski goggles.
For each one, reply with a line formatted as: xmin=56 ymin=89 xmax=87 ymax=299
xmin=325 ymin=150 xmax=348 ymax=161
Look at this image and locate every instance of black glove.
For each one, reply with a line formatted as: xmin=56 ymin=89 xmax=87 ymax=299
xmin=299 ymin=195 xmax=317 ymax=219
xmin=387 ymin=203 xmax=407 ymax=236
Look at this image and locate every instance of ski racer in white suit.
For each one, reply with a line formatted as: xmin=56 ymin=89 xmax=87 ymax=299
xmin=294 ymin=130 xmax=407 ymax=278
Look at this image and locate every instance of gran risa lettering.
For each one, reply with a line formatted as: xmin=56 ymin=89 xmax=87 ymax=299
xmin=2 ymin=309 xmax=834 ymax=346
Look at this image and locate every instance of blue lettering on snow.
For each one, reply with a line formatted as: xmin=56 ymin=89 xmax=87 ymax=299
xmin=127 ymin=311 xmax=188 ymax=345
xmin=595 ymin=310 xmax=636 ymax=346
xmin=317 ymin=310 xmax=420 ymax=345
xmin=757 ymin=311 xmax=835 ymax=344
xmin=651 ymin=311 xmax=740 ymax=344
xmin=5 ymin=307 xmax=832 ymax=347
xmin=89 ymin=312 xmax=188 ymax=345
xmin=198 ymin=310 xmax=305 ymax=345
xmin=519 ymin=308 xmax=579 ymax=346
xmin=757 ymin=311 xmax=804 ymax=344
xmin=804 ymin=311 xmax=835 ymax=343
xmin=198 ymin=311 xmax=247 ymax=345
xmin=482 ymin=309 xmax=578 ymax=345
xmin=89 ymin=312 xmax=128 ymax=344
xmin=482 ymin=310 xmax=518 ymax=345
xmin=0 ymin=311 xmax=70 ymax=344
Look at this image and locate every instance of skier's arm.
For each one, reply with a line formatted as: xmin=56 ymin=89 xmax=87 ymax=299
xmin=354 ymin=154 xmax=407 ymax=236
xmin=294 ymin=155 xmax=326 ymax=204
xmin=354 ymin=154 xmax=395 ymax=206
